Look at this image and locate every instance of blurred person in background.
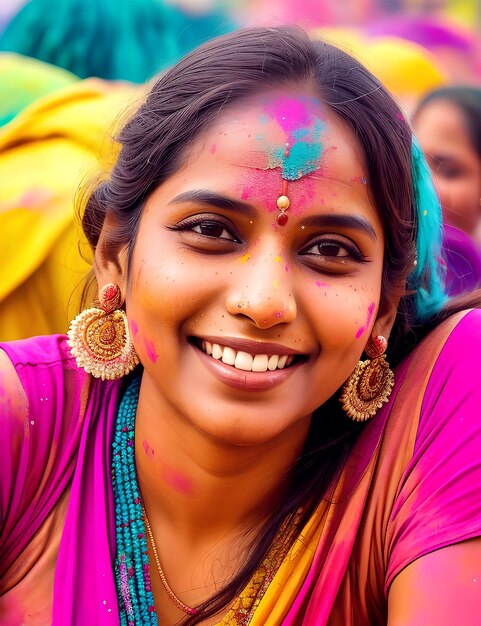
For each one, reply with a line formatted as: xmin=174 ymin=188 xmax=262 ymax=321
xmin=413 ymin=87 xmax=481 ymax=245
xmin=413 ymin=86 xmax=481 ymax=295
xmin=0 ymin=0 xmax=234 ymax=341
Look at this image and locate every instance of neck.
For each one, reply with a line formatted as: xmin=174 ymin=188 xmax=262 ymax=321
xmin=134 ymin=373 xmax=311 ymax=544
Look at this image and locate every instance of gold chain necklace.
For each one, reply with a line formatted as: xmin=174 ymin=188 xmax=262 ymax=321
xmin=142 ymin=506 xmax=199 ymax=616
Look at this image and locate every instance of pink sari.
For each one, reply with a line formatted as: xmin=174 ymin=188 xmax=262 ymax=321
xmin=1 ymin=311 xmax=481 ymax=625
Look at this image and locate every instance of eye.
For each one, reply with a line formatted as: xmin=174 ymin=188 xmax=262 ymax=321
xmin=438 ymin=164 xmax=464 ymax=180
xmin=191 ymin=220 xmax=237 ymax=240
xmin=301 ymin=236 xmax=364 ymax=261
xmin=166 ymin=213 xmax=242 ymax=248
xmin=307 ymin=241 xmax=350 ymax=257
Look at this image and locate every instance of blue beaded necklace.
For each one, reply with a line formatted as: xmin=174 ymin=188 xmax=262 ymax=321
xmin=112 ymin=375 xmax=158 ymax=625
xmin=111 ymin=375 xmax=292 ymax=625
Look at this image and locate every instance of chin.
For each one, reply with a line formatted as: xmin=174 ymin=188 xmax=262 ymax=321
xmin=188 ymin=405 xmax=310 ymax=448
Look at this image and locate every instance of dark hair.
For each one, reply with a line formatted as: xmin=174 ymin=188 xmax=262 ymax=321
xmin=413 ymin=86 xmax=481 ymax=159
xmin=81 ymin=27 xmax=478 ymax=623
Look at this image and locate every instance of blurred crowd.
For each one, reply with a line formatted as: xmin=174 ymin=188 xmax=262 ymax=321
xmin=0 ymin=0 xmax=480 ymax=341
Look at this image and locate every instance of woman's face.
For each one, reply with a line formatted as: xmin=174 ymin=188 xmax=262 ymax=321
xmin=414 ymin=99 xmax=481 ymax=239
xmin=119 ymin=92 xmax=389 ymax=445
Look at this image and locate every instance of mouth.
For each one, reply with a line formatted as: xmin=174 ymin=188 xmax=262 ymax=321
xmin=189 ymin=334 xmax=309 ymax=391
xmin=201 ymin=339 xmax=298 ymax=372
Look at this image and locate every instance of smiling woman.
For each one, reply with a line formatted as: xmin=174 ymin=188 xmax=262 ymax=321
xmin=1 ymin=26 xmax=481 ymax=626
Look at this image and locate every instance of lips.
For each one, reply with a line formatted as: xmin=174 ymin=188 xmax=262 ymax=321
xmin=190 ymin=336 xmax=306 ymax=391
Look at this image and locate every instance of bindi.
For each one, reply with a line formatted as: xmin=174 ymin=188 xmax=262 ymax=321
xmin=261 ymin=97 xmax=325 ymax=226
xmin=276 ymin=179 xmax=290 ymax=226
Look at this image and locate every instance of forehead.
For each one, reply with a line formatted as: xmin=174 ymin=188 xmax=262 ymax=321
xmin=189 ymin=91 xmax=367 ymax=180
xmin=416 ymin=100 xmax=471 ymax=144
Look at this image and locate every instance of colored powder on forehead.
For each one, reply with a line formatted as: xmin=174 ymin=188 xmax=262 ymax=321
xmin=264 ymin=97 xmax=313 ymax=135
xmin=271 ymin=139 xmax=324 ymax=180
xmin=258 ymin=96 xmax=325 ymax=181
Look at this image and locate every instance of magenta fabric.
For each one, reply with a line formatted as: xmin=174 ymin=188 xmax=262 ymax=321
xmin=1 ymin=311 xmax=481 ymax=625
xmin=384 ymin=309 xmax=481 ymax=590
xmin=0 ymin=335 xmax=123 ymax=625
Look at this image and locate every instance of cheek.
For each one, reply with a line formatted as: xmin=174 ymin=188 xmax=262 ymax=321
xmin=126 ymin=231 xmax=212 ymax=363
xmin=308 ymin=281 xmax=379 ymax=348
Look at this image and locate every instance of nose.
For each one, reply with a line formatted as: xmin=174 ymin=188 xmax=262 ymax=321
xmin=225 ymin=253 xmax=297 ymax=329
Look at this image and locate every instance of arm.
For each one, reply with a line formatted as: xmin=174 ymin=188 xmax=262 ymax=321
xmin=388 ymin=538 xmax=481 ymax=625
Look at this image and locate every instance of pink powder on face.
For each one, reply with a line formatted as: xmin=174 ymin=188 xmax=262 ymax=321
xmin=160 ymin=461 xmax=193 ymax=495
xmin=350 ymin=176 xmax=368 ymax=185
xmin=210 ymin=144 xmax=217 ymax=154
xmin=129 ymin=319 xmax=139 ymax=337
xmin=264 ymin=97 xmax=312 ymax=138
xmin=236 ymin=168 xmax=316 ymax=218
xmin=315 ymin=280 xmax=329 ymax=288
xmin=142 ymin=439 xmax=155 ymax=458
xmin=144 ymin=339 xmax=158 ymax=363
xmin=241 ymin=185 xmax=255 ymax=200
xmin=355 ymin=301 xmax=376 ymax=339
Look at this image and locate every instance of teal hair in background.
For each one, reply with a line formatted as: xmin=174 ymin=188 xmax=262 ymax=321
xmin=408 ymin=137 xmax=448 ymax=323
xmin=0 ymin=0 xmax=235 ymax=82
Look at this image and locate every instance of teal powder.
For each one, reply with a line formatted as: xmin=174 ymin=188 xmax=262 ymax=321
xmin=271 ymin=141 xmax=324 ymax=180
xmin=262 ymin=117 xmax=325 ymax=180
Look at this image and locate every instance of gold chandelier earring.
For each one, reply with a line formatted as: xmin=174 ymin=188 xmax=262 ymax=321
xmin=67 ymin=283 xmax=139 ymax=380
xmin=340 ymin=335 xmax=394 ymax=422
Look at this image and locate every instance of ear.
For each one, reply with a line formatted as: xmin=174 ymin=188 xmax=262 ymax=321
xmin=93 ymin=213 xmax=129 ymax=296
xmin=372 ymin=295 xmax=400 ymax=343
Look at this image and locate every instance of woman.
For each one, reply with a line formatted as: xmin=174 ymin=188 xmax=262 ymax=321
xmin=1 ymin=27 xmax=480 ymax=626
xmin=413 ymin=86 xmax=481 ymax=248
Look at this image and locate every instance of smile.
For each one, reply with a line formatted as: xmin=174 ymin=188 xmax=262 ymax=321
xmin=200 ymin=340 xmax=296 ymax=372
xmin=190 ymin=336 xmax=306 ymax=392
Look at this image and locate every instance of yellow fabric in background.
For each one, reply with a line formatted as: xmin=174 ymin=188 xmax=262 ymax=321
xmin=0 ymin=67 xmax=139 ymax=341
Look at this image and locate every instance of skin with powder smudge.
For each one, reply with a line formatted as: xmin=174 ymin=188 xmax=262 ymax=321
xmin=355 ymin=301 xmax=376 ymax=339
xmin=256 ymin=96 xmax=326 ymax=181
xmin=144 ymin=339 xmax=159 ymax=364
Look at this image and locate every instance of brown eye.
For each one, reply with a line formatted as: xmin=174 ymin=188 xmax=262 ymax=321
xmin=306 ymin=241 xmax=350 ymax=257
xmin=192 ymin=221 xmax=236 ymax=240
xmin=316 ymin=242 xmax=348 ymax=257
xmin=300 ymin=235 xmax=365 ymax=265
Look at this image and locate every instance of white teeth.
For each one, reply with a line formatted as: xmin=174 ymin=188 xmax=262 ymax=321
xmin=252 ymin=354 xmax=268 ymax=372
xmin=221 ymin=346 xmax=236 ymax=366
xmin=267 ymin=354 xmax=280 ymax=371
xmin=200 ymin=340 xmax=297 ymax=372
xmin=212 ymin=343 xmax=223 ymax=359
xmin=234 ymin=351 xmax=254 ymax=371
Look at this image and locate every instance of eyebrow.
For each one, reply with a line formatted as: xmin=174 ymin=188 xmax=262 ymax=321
xmin=169 ymin=190 xmax=256 ymax=218
xmin=301 ymin=214 xmax=377 ymax=239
